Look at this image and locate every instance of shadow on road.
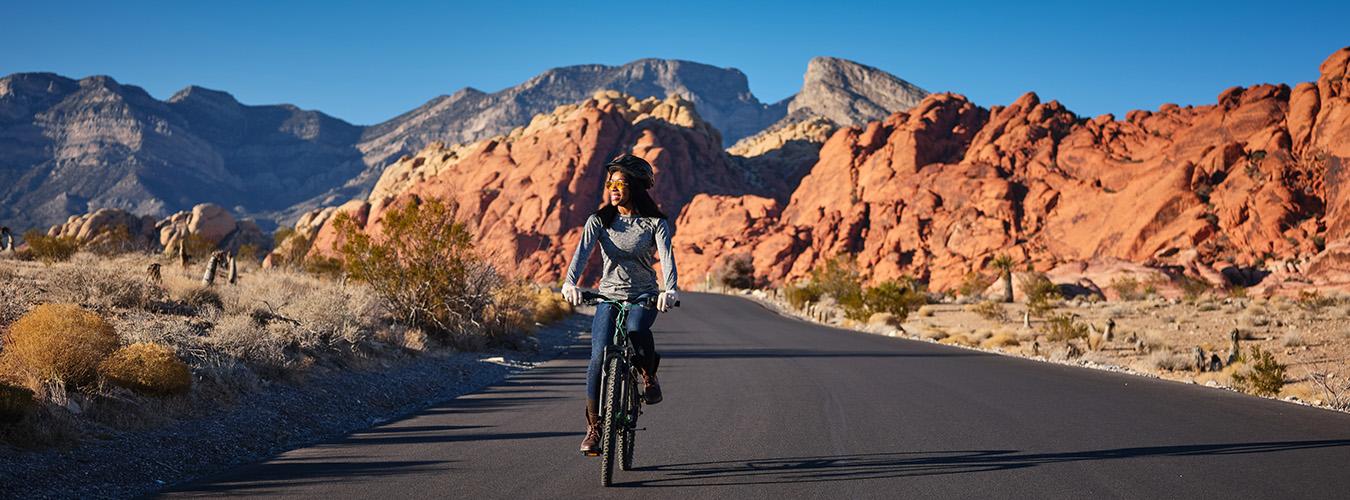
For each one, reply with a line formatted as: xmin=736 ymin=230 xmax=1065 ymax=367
xmin=618 ymin=439 xmax=1350 ymax=487
xmin=663 ymin=348 xmax=988 ymax=359
xmin=164 ymin=458 xmax=453 ymax=496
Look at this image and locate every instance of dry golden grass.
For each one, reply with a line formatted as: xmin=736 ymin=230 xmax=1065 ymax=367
xmin=980 ymin=332 xmax=1020 ymax=349
xmin=1 ymin=304 xmax=119 ymax=387
xmin=532 ymin=288 xmax=574 ymax=325
xmin=98 ymin=343 xmax=192 ymax=396
xmin=967 ymin=300 xmax=1009 ymax=322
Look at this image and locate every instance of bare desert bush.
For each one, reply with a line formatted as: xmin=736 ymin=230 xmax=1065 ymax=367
xmin=98 ymin=343 xmax=192 ymax=396
xmin=1043 ymin=313 xmax=1088 ymax=342
xmin=0 ymin=304 xmax=119 ymax=388
xmin=1147 ymin=349 xmax=1195 ymax=371
xmin=47 ymin=258 xmax=165 ymax=311
xmin=968 ymin=300 xmax=1009 ymax=321
xmin=1309 ymin=368 xmax=1350 ymax=410
xmin=1280 ymin=330 xmax=1309 ymax=347
xmin=712 ymin=253 xmax=757 ymax=289
xmin=1230 ymin=346 xmax=1287 ymax=397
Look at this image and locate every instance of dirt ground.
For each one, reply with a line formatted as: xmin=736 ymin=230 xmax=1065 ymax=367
xmin=897 ymin=295 xmax=1350 ymax=409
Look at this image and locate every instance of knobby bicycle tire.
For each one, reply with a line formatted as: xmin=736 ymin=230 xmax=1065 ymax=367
xmin=618 ymin=365 xmax=638 ymax=470
xmin=600 ymin=356 xmax=622 ymax=486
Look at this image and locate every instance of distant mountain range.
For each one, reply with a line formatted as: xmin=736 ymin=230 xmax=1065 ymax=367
xmin=0 ymin=57 xmax=925 ymax=231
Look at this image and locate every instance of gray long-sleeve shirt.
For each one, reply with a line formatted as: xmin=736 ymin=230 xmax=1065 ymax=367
xmin=564 ymin=213 xmax=678 ymax=300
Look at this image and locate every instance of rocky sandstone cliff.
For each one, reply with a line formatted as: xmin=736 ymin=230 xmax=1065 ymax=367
xmin=290 ymin=91 xmax=758 ymax=284
xmin=676 ymin=47 xmax=1350 ymax=294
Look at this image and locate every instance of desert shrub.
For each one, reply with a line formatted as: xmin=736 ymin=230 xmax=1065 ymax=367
xmin=532 ymin=287 xmax=573 ymax=325
xmin=0 ymin=383 xmax=35 ymax=423
xmin=182 ymin=233 xmax=218 ymax=261
xmin=783 ymin=281 xmax=822 ymax=309
xmin=334 ymin=198 xmax=510 ymax=347
xmin=49 ymin=265 xmax=164 ymax=311
xmin=1020 ymin=273 xmax=1061 ymax=317
xmin=1109 ymin=276 xmax=1144 ymax=301
xmin=84 ymin=225 xmax=140 ymax=256
xmin=98 ymin=343 xmax=191 ymax=395
xmin=303 ymin=255 xmax=345 ymax=279
xmin=22 ymin=230 xmax=78 ymax=264
xmin=479 ymin=281 xmax=538 ymax=347
xmin=968 ymin=300 xmax=1009 ymax=321
xmin=236 ymin=243 xmax=261 ymax=264
xmin=180 ymin=286 xmax=224 ymax=314
xmin=269 ymin=232 xmax=313 ymax=269
xmin=861 ymin=278 xmax=926 ymax=323
xmin=1042 ymin=313 xmax=1088 ymax=342
xmin=980 ymin=332 xmax=1019 ymax=348
xmin=209 ymin=313 xmax=290 ymax=371
xmin=1227 ymin=285 xmax=1248 ymax=299
xmin=1279 ymin=330 xmax=1307 ymax=347
xmin=713 ymin=253 xmax=757 ymax=290
xmin=1 ymin=304 xmax=119 ymax=386
xmin=1296 ymin=290 xmax=1335 ymax=312
xmin=1148 ymin=350 xmax=1195 ymax=371
xmin=958 ymin=271 xmax=994 ymax=299
xmin=1230 ymin=346 xmax=1286 ymax=397
xmin=810 ymin=256 xmax=864 ymax=305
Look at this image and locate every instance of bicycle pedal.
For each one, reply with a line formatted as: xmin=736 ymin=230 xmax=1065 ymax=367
xmin=581 ymin=450 xmax=601 ymax=457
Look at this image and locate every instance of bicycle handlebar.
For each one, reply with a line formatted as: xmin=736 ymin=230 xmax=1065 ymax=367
xmin=579 ymin=290 xmax=680 ymax=308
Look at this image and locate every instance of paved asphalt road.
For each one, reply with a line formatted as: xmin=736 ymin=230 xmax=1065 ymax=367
xmin=165 ymin=292 xmax=1350 ymax=499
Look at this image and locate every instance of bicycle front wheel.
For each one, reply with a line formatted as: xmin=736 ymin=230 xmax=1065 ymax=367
xmin=600 ymin=356 xmax=622 ymax=486
xmin=619 ymin=367 xmax=638 ymax=470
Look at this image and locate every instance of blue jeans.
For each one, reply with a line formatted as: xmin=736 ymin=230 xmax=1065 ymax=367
xmin=587 ymin=302 xmax=658 ymax=403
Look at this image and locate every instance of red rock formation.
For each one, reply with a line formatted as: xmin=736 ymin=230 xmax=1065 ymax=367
xmin=677 ymin=47 xmax=1350 ymax=294
xmin=304 ymin=92 xmax=750 ymax=285
xmin=290 ymin=48 xmax=1350 ymax=297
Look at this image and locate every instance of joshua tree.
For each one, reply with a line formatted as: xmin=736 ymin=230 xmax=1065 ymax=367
xmin=227 ymin=254 xmax=238 ymax=285
xmin=178 ymin=239 xmax=189 ymax=269
xmin=991 ymin=254 xmax=1016 ymax=303
xmin=202 ymin=251 xmax=225 ymax=286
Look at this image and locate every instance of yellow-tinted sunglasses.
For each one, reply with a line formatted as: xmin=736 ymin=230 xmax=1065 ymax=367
xmin=605 ymin=180 xmax=629 ymax=191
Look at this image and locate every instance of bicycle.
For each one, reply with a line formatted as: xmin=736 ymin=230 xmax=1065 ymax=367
xmin=581 ymin=290 xmax=679 ymax=487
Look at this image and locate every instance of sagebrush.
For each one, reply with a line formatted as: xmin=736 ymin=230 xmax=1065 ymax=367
xmin=1 ymin=303 xmax=119 ymax=387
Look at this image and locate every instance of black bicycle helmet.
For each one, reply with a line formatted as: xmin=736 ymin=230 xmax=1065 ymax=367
xmin=604 ymin=154 xmax=654 ymax=190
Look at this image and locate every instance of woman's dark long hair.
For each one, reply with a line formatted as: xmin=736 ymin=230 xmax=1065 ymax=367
xmin=595 ymin=187 xmax=667 ymax=228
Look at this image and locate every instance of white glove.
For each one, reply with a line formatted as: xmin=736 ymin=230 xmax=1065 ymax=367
xmin=561 ymin=283 xmax=582 ymax=307
xmin=657 ymin=289 xmax=679 ymax=312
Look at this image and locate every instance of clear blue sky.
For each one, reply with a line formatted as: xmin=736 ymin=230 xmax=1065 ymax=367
xmin=3 ymin=0 xmax=1346 ymax=126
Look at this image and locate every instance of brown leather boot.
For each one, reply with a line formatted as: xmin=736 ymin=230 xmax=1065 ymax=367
xmin=579 ymin=404 xmax=601 ymax=455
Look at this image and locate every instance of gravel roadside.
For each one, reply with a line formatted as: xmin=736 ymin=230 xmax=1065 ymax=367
xmin=0 ymin=314 xmax=588 ymax=499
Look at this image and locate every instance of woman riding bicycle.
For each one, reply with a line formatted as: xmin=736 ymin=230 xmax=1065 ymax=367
xmin=560 ymin=154 xmax=679 ymax=456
